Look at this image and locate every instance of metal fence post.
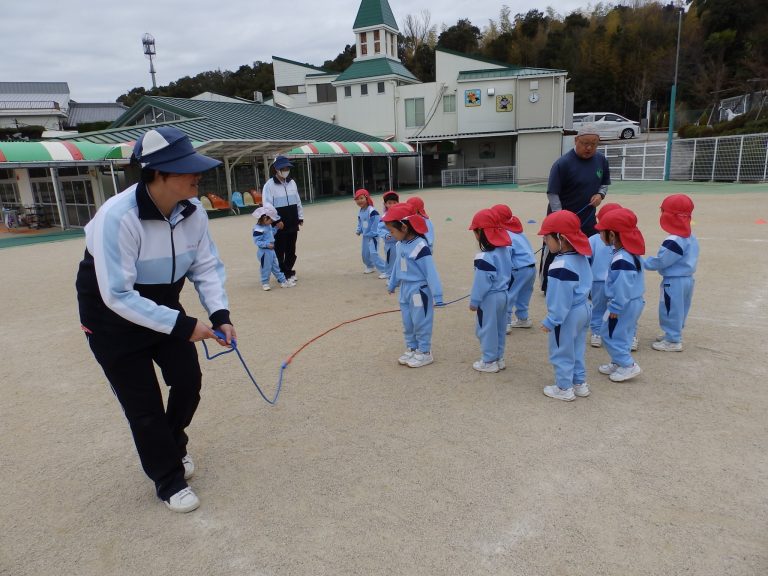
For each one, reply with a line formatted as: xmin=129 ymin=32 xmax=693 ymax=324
xmin=736 ymin=135 xmax=744 ymax=182
xmin=710 ymin=139 xmax=718 ymax=181
xmin=691 ymin=140 xmax=697 ymax=181
xmin=763 ymin=135 xmax=768 ymax=181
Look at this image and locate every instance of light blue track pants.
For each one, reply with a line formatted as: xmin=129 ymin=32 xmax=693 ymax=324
xmin=361 ymin=237 xmax=386 ymax=271
xmin=506 ymin=265 xmax=536 ymax=324
xmin=601 ymin=298 xmax=644 ymax=367
xmin=259 ymin=249 xmax=286 ymax=284
xmin=548 ymin=301 xmax=591 ymax=390
xmin=590 ymin=280 xmax=607 ymax=334
xmin=476 ymin=291 xmax=508 ymax=363
xmin=658 ymin=276 xmax=694 ymax=343
xmin=400 ymin=282 xmax=435 ymax=353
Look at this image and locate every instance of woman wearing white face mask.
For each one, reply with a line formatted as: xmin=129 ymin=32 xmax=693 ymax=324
xmin=261 ymin=155 xmax=304 ymax=282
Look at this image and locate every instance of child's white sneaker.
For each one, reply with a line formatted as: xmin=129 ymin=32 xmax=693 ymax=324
xmin=407 ymin=351 xmax=433 ymax=368
xmin=631 ymin=336 xmax=639 ymax=351
xmin=652 ymin=340 xmax=683 ymax=352
xmin=497 ymin=358 xmax=506 ymax=370
xmin=573 ymin=382 xmax=591 ymax=397
xmin=543 ymin=385 xmax=576 ymax=401
xmin=598 ymin=362 xmax=619 ymax=375
xmin=590 ymin=334 xmax=602 ymax=347
xmin=472 ymin=360 xmax=499 ymax=373
xmin=286 ymin=277 xmax=297 ymax=287
xmin=397 ymin=349 xmax=415 ymax=365
xmin=377 ymin=272 xmax=389 ymax=279
xmin=164 ymin=487 xmax=200 ymax=513
xmin=509 ymin=318 xmax=532 ymax=329
xmin=363 ymin=267 xmax=375 ymax=274
xmin=609 ymin=363 xmax=642 ymax=382
xmin=279 ymin=281 xmax=293 ymax=288
xmin=262 ymin=284 xmax=271 ymax=291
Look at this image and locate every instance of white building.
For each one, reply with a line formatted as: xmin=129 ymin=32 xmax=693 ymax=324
xmin=270 ymin=0 xmax=571 ymax=185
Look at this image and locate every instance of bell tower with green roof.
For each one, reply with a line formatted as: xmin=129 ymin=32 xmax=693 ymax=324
xmin=352 ymin=0 xmax=399 ymax=62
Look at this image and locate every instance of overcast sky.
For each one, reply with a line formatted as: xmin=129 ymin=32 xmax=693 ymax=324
xmin=4 ymin=0 xmax=587 ymax=102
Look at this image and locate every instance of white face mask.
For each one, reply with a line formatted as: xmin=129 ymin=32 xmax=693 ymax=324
xmin=278 ymin=169 xmax=290 ymax=179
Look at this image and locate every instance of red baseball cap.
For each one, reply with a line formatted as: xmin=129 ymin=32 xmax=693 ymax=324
xmin=597 ymin=202 xmax=623 ymax=220
xmin=381 ymin=202 xmax=428 ymax=235
xmin=469 ymin=209 xmax=512 ymax=247
xmin=538 ymin=211 xmax=592 ymax=256
xmin=354 ymin=188 xmax=373 ymax=207
xmin=595 ymin=207 xmax=646 ymax=255
xmin=406 ymin=196 xmax=429 ymax=218
xmin=659 ymin=194 xmax=694 ymax=237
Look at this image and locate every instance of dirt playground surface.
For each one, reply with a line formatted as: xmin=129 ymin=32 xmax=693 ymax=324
xmin=1 ymin=183 xmax=767 ymax=576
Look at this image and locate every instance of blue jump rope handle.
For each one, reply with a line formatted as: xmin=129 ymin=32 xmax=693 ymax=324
xmin=213 ymin=329 xmax=236 ymax=346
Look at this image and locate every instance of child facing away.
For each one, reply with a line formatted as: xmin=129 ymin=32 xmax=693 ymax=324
xmin=594 ymin=208 xmax=646 ymax=382
xmin=468 ymin=209 xmax=513 ymax=373
xmin=383 ymin=203 xmax=443 ymax=368
xmin=588 ymin=202 xmax=622 ymax=348
xmin=537 ymin=211 xmax=593 ymax=401
xmin=354 ymin=189 xmax=387 ymax=278
xmin=406 ymin=196 xmax=435 ymax=250
xmin=252 ymin=203 xmax=295 ymax=291
xmin=490 ymin=204 xmax=536 ymax=332
xmin=377 ymin=191 xmax=400 ymax=279
xmin=644 ymin=194 xmax=699 ymax=352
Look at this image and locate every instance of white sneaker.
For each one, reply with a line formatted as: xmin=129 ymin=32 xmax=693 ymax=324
xmin=652 ymin=340 xmax=683 ymax=352
xmin=631 ymin=336 xmax=639 ymax=351
xmin=655 ymin=334 xmax=665 ymax=342
xmin=609 ymin=363 xmax=642 ymax=382
xmin=397 ymin=349 xmax=415 ymax=365
xmin=472 ymin=360 xmax=499 ymax=373
xmin=164 ymin=487 xmax=200 ymax=513
xmin=363 ymin=267 xmax=375 ymax=274
xmin=279 ymin=281 xmax=294 ymax=288
xmin=543 ymin=385 xmax=576 ymax=401
xmin=573 ymin=383 xmax=590 ymax=397
xmin=407 ymin=351 xmax=434 ymax=368
xmin=497 ymin=358 xmax=506 ymax=370
xmin=590 ymin=334 xmax=602 ymax=348
xmin=262 ymin=284 xmax=271 ymax=291
xmin=182 ymin=454 xmax=194 ymax=480
xmin=377 ymin=272 xmax=389 ymax=279
xmin=509 ymin=318 xmax=533 ymax=329
xmin=598 ymin=362 xmax=619 ymax=375
xmin=286 ymin=277 xmax=297 ymax=287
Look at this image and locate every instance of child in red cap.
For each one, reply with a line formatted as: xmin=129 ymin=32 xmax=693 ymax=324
xmin=405 ymin=196 xmax=434 ymax=250
xmin=468 ymin=209 xmax=512 ymax=373
xmin=490 ymin=204 xmax=537 ymax=331
xmin=594 ymin=208 xmax=646 ymax=382
xmin=354 ymin=189 xmax=387 ymax=277
xmin=589 ymin=203 xmax=626 ymax=348
xmin=382 ymin=203 xmax=443 ymax=368
xmin=644 ymin=194 xmax=699 ymax=351
xmin=537 ymin=211 xmax=593 ymax=401
xmin=377 ymin=191 xmax=400 ymax=279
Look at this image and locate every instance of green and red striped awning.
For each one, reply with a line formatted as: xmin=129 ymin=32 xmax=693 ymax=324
xmin=285 ymin=141 xmax=415 ymax=157
xmin=0 ymin=141 xmax=133 ymax=164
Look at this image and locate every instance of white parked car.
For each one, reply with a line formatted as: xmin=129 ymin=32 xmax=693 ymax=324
xmin=573 ymin=112 xmax=640 ymax=140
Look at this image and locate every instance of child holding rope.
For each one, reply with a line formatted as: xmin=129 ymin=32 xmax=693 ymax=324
xmin=468 ymin=209 xmax=512 ymax=373
xmin=383 ymin=203 xmax=443 ymax=368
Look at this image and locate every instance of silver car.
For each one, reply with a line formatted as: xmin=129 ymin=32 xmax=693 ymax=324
xmin=573 ymin=112 xmax=640 ymax=140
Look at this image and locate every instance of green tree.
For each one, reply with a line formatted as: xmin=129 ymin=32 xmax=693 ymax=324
xmin=437 ymin=19 xmax=482 ymax=54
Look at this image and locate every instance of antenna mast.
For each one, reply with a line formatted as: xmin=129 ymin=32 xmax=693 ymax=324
xmin=142 ymin=33 xmax=157 ymax=89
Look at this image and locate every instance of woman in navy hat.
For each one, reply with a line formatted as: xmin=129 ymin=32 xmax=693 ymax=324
xmin=76 ymin=126 xmax=236 ymax=513
xmin=261 ymin=155 xmax=304 ymax=282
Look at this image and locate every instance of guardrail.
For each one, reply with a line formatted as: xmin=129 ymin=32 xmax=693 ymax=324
xmin=441 ymin=165 xmax=517 ymax=187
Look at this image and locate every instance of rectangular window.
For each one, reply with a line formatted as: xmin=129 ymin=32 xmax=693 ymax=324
xmin=316 ymin=83 xmax=337 ymax=103
xmin=374 ymin=30 xmax=381 ymax=54
xmin=405 ymin=98 xmax=425 ymax=127
xmin=443 ymin=94 xmax=456 ymax=113
xmin=360 ymin=32 xmax=368 ymax=56
xmin=378 ymin=82 xmax=385 ymax=94
xmin=344 ymin=86 xmax=352 ymax=98
xmin=361 ymin=84 xmax=368 ymax=96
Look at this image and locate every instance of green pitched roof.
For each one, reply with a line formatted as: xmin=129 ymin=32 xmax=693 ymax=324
xmin=334 ymin=58 xmax=417 ymax=83
xmin=55 ymin=96 xmax=378 ymax=144
xmin=353 ymin=0 xmax=398 ymax=30
xmin=457 ymin=67 xmax=566 ymax=81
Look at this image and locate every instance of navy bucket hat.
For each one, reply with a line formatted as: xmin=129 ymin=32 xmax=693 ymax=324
xmin=272 ymin=155 xmax=294 ymax=170
xmin=133 ymin=127 xmax=221 ymax=174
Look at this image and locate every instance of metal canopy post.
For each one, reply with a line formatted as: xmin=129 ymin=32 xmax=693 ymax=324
xmin=109 ymin=161 xmax=118 ymax=195
xmin=223 ymin=157 xmax=233 ymax=204
xmin=350 ymin=155 xmax=355 ymax=193
xmin=306 ymin=157 xmax=314 ymax=203
xmin=388 ymin=156 xmax=393 ymax=191
xmin=49 ymin=167 xmax=68 ymax=230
